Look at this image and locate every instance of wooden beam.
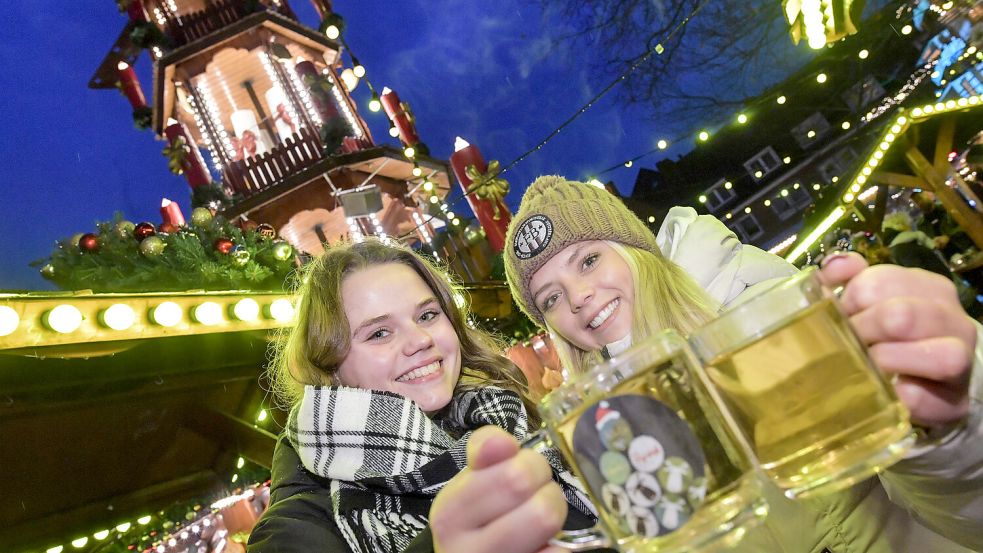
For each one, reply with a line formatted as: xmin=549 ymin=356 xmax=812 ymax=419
xmin=934 ymin=116 xmax=956 ymax=175
xmin=951 ymin=172 xmax=983 ymax=214
xmin=870 ymin=171 xmax=926 ymax=190
xmin=905 ymin=147 xmax=983 ymax=251
xmin=0 ymin=471 xmax=220 ymax=553
xmin=185 ymin=407 xmax=278 ymax=469
xmin=871 ymin=183 xmax=892 ymax=233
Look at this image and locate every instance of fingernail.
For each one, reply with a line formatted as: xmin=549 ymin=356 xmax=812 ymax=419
xmin=820 ymin=251 xmax=849 ymax=268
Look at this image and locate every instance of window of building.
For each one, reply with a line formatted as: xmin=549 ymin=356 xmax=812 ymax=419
xmin=743 ymin=147 xmax=782 ymax=181
xmin=817 ymin=148 xmax=856 ymax=184
xmin=732 ymin=213 xmax=763 ymax=242
xmin=791 ymin=112 xmax=831 ymax=149
xmin=841 ymin=75 xmax=886 ymax=112
xmin=769 ymin=186 xmax=813 ymax=220
xmin=702 ymin=179 xmax=737 ymax=211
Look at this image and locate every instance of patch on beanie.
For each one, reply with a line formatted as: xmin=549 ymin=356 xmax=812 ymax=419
xmin=513 ymin=215 xmax=553 ymax=260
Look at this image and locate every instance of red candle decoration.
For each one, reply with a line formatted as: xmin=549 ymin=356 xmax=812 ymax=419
xmin=380 ymin=87 xmax=420 ymax=147
xmin=160 ymin=198 xmax=186 ymax=227
xmin=293 ymin=60 xmax=340 ymax=121
xmin=449 ymin=137 xmax=511 ymax=253
xmin=116 ymin=61 xmax=148 ymax=110
xmin=164 ymin=120 xmax=212 ymax=188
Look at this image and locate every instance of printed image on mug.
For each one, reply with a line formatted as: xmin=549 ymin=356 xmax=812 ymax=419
xmin=572 ymin=395 xmax=708 ymax=539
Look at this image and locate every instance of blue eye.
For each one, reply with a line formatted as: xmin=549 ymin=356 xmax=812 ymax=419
xmin=369 ymin=328 xmax=390 ymax=340
xmin=542 ymin=293 xmax=560 ymax=311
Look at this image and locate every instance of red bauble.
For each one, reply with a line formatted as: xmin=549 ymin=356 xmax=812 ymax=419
xmin=133 ymin=222 xmax=157 ymax=241
xmin=78 ymin=233 xmax=100 ymax=252
xmin=159 ymin=222 xmax=178 ymax=234
xmin=215 ymin=237 xmax=234 ymax=254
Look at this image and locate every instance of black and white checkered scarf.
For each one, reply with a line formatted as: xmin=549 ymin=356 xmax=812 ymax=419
xmin=286 ymin=384 xmax=595 ymax=553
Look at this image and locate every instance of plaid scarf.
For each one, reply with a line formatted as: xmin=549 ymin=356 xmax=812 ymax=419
xmin=287 ymin=385 xmax=595 ymax=553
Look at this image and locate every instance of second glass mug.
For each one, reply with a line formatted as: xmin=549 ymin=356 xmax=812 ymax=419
xmin=689 ymin=267 xmax=915 ymax=498
xmin=523 ymin=330 xmax=767 ymax=553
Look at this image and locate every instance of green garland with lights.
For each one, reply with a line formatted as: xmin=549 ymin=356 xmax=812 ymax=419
xmin=34 ymin=211 xmax=298 ymax=293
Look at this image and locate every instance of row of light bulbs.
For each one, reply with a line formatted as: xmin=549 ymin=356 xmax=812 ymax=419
xmin=0 ymin=298 xmax=295 ymax=337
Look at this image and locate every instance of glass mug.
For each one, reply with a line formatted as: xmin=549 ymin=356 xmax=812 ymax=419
xmin=689 ymin=267 xmax=915 ymax=499
xmin=524 ymin=330 xmax=767 ymax=553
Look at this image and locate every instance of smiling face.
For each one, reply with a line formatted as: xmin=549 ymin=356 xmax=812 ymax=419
xmin=336 ymin=263 xmax=462 ymax=414
xmin=529 ymin=240 xmax=635 ymax=353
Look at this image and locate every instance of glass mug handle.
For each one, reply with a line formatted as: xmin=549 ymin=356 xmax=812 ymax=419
xmin=521 ymin=430 xmax=612 ymax=551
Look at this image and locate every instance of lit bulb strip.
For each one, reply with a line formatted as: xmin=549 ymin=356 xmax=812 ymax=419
xmin=841 ymin=114 xmax=911 ymax=204
xmin=785 ymin=207 xmax=847 ymax=263
xmin=331 ymin=80 xmax=364 ymax=138
xmin=259 ymin=53 xmax=303 ymax=136
xmin=196 ymin=82 xmax=236 ymax=159
xmin=280 ymin=59 xmax=323 ymax=127
xmin=768 ymin=234 xmax=798 ymax=255
xmin=0 ymin=292 xmax=295 ymax=353
xmin=186 ymin=95 xmax=224 ymax=172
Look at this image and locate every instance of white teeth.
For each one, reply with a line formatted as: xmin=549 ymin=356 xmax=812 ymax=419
xmin=589 ymin=299 xmax=619 ymax=329
xmin=397 ymin=361 xmax=440 ymax=382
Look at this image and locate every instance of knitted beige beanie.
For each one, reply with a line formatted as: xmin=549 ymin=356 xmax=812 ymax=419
xmin=504 ymin=175 xmax=660 ymax=327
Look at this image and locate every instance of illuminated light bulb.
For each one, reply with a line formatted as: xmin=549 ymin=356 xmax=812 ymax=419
xmin=783 ymin=156 xmax=791 ymax=164
xmin=698 ymin=195 xmax=708 ymax=203
xmin=807 ymin=34 xmax=826 ymax=49
xmin=851 ymin=183 xmax=862 ymax=193
xmin=861 ymin=167 xmax=872 ymax=176
xmin=744 ymin=207 xmax=751 ymax=214
xmin=368 ymin=95 xmax=381 ymax=112
xmin=841 ymin=121 xmax=851 ymax=130
xmin=440 ymin=203 xmax=449 ymax=211
xmin=258 ymin=409 xmax=268 ymax=422
xmin=116 ymin=523 xmax=131 ymax=533
xmin=901 ymin=24 xmax=912 ymax=35
xmin=72 ymin=538 xmax=88 ymax=548
xmin=843 ymin=193 xmax=855 ymax=202
xmin=890 ymin=124 xmax=902 ymax=133
xmin=588 ymin=179 xmax=605 ymax=189
xmin=101 ymin=304 xmax=136 ymax=331
xmin=412 ymin=165 xmax=423 ymax=177
xmin=958 ymin=98 xmax=968 ymax=107
xmin=793 ymin=182 xmax=800 ymax=189
xmin=268 ymin=299 xmax=295 ymax=322
xmin=934 ymin=102 xmax=945 ymax=111
xmin=93 ymin=530 xmax=110 ymax=541
xmin=325 ymin=24 xmax=340 ymax=39
xmin=339 ymin=68 xmax=358 ymax=92
xmin=754 ymin=170 xmax=763 ymax=178
xmin=724 ymin=181 xmax=733 ymax=189
xmin=192 ymin=302 xmax=223 ymax=326
xmin=388 ymin=124 xmax=400 ymax=138
xmin=858 ymin=49 xmax=869 ymax=59
xmin=151 ymin=301 xmax=183 ymax=327
xmin=446 ymin=211 xmax=455 ymax=220
xmin=776 ymin=95 xmax=787 ymax=105
xmin=48 ymin=547 xmax=64 ymax=553
xmin=807 ymin=130 xmax=816 ymax=138
xmin=816 ymin=73 xmax=827 ymax=83
xmin=697 ymin=130 xmax=710 ymax=141
xmin=429 ymin=195 xmax=438 ymax=204
xmin=404 ymin=146 xmax=416 ymax=158
xmin=737 ymin=113 xmax=748 ymax=124
xmin=624 ymin=160 xmax=633 ymax=168
xmin=656 ymin=139 xmax=668 ymax=150
xmin=452 ymin=218 xmax=461 ymax=226
xmin=232 ymin=298 xmax=260 ymax=322
xmin=869 ymin=157 xmax=879 ymax=168
xmin=884 ymin=133 xmax=896 ymax=143
xmin=970 ymin=96 xmax=981 ymax=105
xmin=923 ymin=105 xmax=934 ymax=114
xmin=647 ymin=216 xmax=656 ymax=223
xmin=857 ymin=175 xmax=868 ymax=184
xmin=0 ymin=305 xmax=19 ymax=336
xmin=832 ymin=176 xmax=839 ymax=182
xmin=725 ymin=213 xmax=732 ymax=219
xmin=945 ymin=100 xmax=956 ymax=110
xmin=353 ymin=64 xmax=365 ymax=79
xmin=237 ymin=457 xmax=245 ymax=469
xmin=44 ymin=305 xmax=83 ymax=334
xmin=232 ymin=473 xmax=239 ymax=483
xmin=423 ymin=180 xmax=434 ymax=192
xmin=873 ymin=150 xmax=884 ymax=160
xmin=764 ymin=199 xmax=772 ymax=206
xmin=813 ymin=183 xmax=821 ymax=190
xmin=780 ymin=189 xmax=789 ymax=197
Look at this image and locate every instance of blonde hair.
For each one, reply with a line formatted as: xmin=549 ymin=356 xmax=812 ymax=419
xmin=268 ymin=239 xmax=539 ymax=423
xmin=548 ymin=241 xmax=718 ymax=373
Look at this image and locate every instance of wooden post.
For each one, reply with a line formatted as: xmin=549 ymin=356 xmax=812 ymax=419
xmin=905 ymin=147 xmax=983 ymax=251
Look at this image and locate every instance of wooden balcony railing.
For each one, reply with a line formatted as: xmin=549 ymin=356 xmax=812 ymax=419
xmin=161 ymin=0 xmax=295 ymax=48
xmin=223 ymin=126 xmax=323 ymax=197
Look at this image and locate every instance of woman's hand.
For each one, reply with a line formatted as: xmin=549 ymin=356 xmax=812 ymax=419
xmin=819 ymin=252 xmax=976 ymax=428
xmin=430 ymin=426 xmax=567 ymax=553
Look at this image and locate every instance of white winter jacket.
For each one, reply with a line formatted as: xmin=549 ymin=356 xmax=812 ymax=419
xmin=655 ymin=206 xmax=983 ymax=552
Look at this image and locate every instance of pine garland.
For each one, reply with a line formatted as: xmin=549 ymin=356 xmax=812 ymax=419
xmin=35 ymin=213 xmax=298 ymax=293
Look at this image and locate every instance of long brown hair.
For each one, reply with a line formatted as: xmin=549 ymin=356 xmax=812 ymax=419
xmin=269 ymin=238 xmax=540 ymax=425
